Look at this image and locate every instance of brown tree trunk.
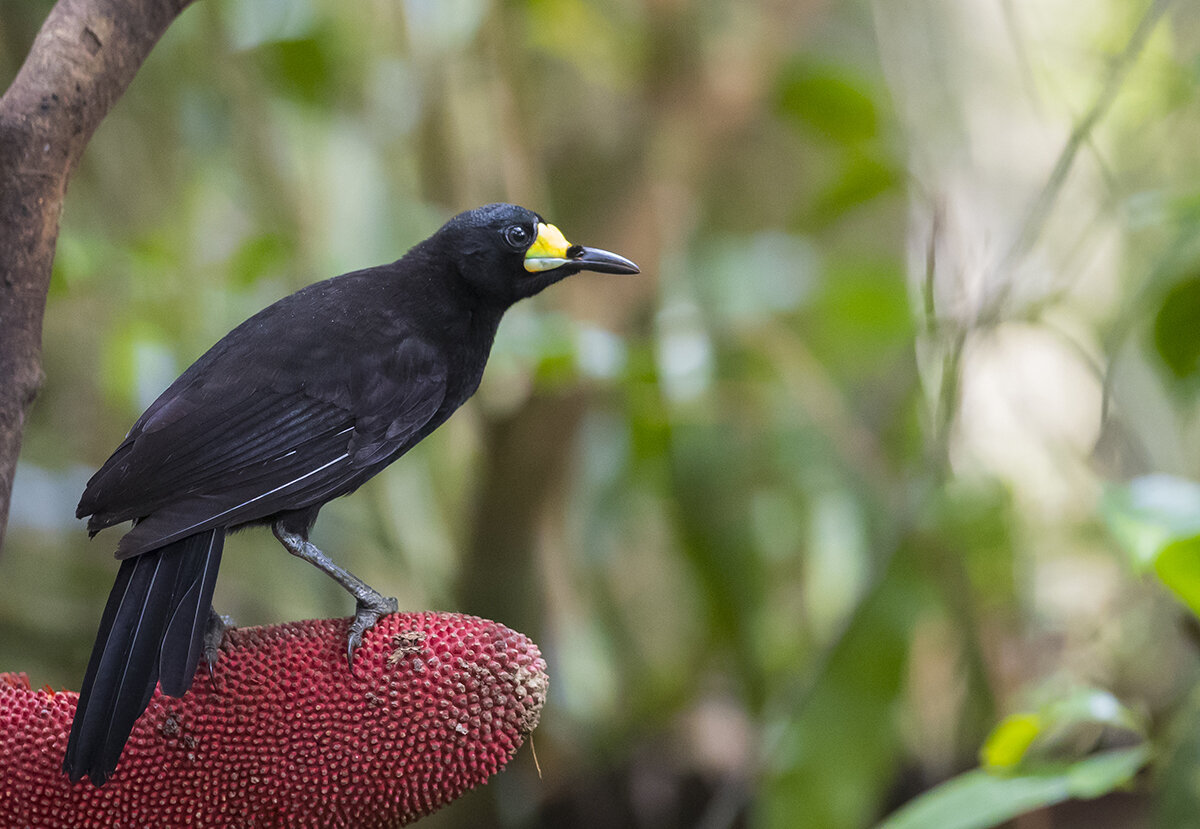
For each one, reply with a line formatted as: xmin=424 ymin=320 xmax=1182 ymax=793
xmin=0 ymin=0 xmax=195 ymax=551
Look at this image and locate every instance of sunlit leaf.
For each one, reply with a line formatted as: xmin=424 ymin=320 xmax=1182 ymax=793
xmin=980 ymin=687 xmax=1144 ymax=771
xmin=981 ymin=713 xmax=1041 ymax=770
xmin=1154 ymin=537 xmax=1200 ymax=619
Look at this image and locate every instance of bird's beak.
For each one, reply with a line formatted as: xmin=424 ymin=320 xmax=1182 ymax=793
xmin=524 ymin=222 xmax=640 ymax=275
xmin=568 ymin=246 xmax=641 ymax=275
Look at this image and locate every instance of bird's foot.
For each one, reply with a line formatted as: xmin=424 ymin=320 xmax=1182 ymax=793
xmin=347 ymin=593 xmax=399 ymax=670
xmin=204 ymin=611 xmax=234 ymax=685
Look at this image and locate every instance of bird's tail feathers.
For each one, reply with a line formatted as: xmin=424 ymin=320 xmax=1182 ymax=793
xmin=63 ymin=529 xmax=224 ymax=785
xmin=160 ymin=530 xmax=223 ymax=694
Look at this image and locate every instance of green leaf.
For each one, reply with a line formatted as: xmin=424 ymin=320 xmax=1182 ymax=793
xmin=1155 ymin=684 xmax=1200 ymax=827
xmin=1154 ymin=536 xmax=1200 ymax=618
xmin=804 ymin=259 xmax=914 ymax=377
xmin=760 ymin=548 xmax=922 ymax=829
xmin=228 ymin=233 xmax=292 ymax=287
xmin=775 ymin=60 xmax=879 ymax=144
xmin=1102 ymin=476 xmax=1200 ymax=615
xmin=1102 ymin=475 xmax=1200 ymax=569
xmin=877 ymin=747 xmax=1149 ymax=829
xmin=255 ymin=36 xmax=337 ymax=106
xmin=808 ymin=149 xmax=900 ymax=225
xmin=981 ymin=713 xmax=1042 ymax=770
xmin=980 ymin=687 xmax=1144 ymax=768
xmin=1154 ymin=274 xmax=1200 ymax=380
xmin=903 ymin=688 xmax=1146 ymax=829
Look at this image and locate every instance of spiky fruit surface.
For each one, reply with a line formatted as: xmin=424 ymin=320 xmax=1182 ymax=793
xmin=1 ymin=612 xmax=547 ymax=828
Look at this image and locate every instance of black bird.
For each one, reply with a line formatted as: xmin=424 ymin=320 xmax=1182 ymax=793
xmin=64 ymin=203 xmax=638 ymax=785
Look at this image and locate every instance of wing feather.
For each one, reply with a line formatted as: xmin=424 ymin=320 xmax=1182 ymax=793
xmin=82 ymin=335 xmax=450 ymax=555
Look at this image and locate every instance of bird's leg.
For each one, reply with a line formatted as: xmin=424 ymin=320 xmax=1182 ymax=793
xmin=272 ymin=522 xmax=399 ymax=668
xmin=203 ymin=609 xmax=233 ymax=686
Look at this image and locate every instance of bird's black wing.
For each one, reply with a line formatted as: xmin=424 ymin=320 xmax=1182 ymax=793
xmin=79 ymin=330 xmax=449 ymax=558
xmin=79 ymin=386 xmax=354 ymax=526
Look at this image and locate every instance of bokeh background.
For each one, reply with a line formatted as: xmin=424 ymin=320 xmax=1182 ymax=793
xmin=5 ymin=0 xmax=1200 ymax=826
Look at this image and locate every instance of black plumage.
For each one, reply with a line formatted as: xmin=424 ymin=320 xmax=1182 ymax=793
xmin=64 ymin=203 xmax=638 ymax=785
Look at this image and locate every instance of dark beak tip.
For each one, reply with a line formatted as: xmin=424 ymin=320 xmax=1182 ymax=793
xmin=574 ymin=246 xmax=641 ymax=275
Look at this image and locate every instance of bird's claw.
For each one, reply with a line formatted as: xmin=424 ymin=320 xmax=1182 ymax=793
xmin=204 ymin=612 xmax=234 ymax=687
xmin=346 ymin=594 xmax=399 ymax=671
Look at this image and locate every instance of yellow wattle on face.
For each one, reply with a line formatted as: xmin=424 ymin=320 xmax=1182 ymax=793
xmin=523 ymin=223 xmax=574 ymax=272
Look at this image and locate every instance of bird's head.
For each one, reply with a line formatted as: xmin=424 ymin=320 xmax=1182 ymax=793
xmin=436 ymin=203 xmax=639 ymax=305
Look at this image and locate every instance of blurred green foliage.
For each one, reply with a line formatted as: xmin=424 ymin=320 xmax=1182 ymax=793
xmin=6 ymin=0 xmax=1200 ymax=826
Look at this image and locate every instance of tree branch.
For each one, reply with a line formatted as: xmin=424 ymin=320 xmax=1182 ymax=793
xmin=0 ymin=0 xmax=195 ymax=551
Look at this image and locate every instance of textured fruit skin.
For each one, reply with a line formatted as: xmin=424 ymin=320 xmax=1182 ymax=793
xmin=1 ymin=612 xmax=547 ymax=828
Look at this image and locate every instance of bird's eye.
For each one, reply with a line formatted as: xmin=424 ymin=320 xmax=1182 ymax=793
xmin=504 ymin=224 xmax=531 ymax=249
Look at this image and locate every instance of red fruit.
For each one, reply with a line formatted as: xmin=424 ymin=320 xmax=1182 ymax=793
xmin=1 ymin=612 xmax=547 ymax=827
